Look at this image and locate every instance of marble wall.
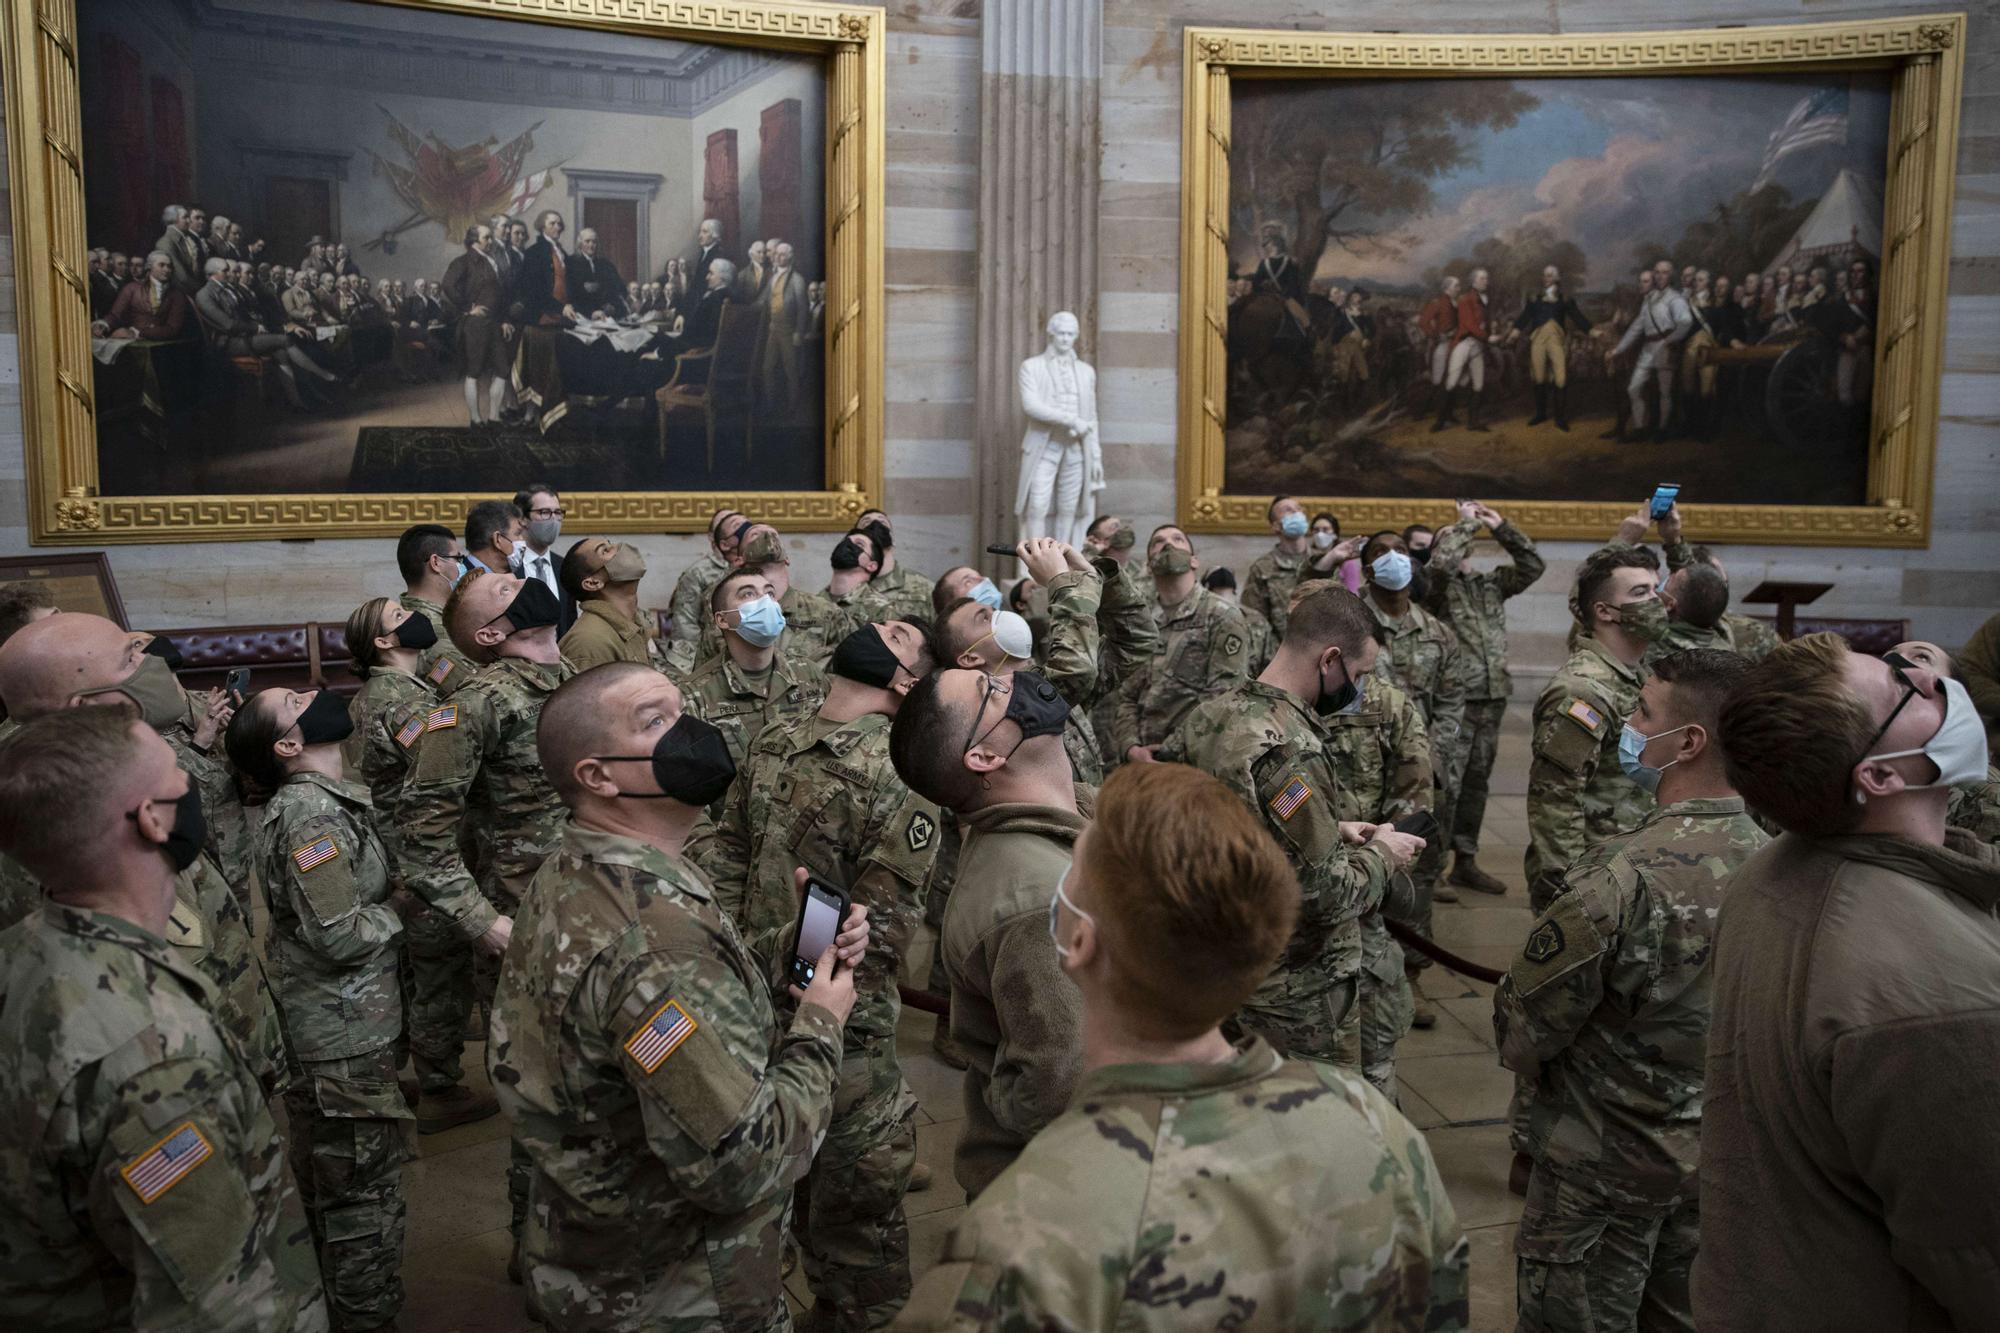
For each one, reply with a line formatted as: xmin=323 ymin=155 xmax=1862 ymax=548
xmin=1 ymin=0 xmax=1993 ymax=676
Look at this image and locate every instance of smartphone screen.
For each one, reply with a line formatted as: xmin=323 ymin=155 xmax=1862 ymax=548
xmin=792 ymin=881 xmax=847 ymax=987
xmin=1650 ymin=484 xmax=1680 ymax=520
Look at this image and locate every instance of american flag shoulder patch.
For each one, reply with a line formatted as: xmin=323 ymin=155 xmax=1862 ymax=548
xmin=1565 ymin=698 xmax=1604 ymax=732
xmin=120 ymin=1122 xmax=213 ymax=1204
xmin=425 ymin=704 xmax=458 ymax=731
xmin=1269 ymin=775 xmax=1312 ymax=822
xmin=427 ymin=657 xmax=455 ymax=685
xmin=624 ymin=999 xmax=697 ymax=1074
xmin=292 ymin=836 xmax=340 ymax=874
xmin=394 ymin=716 xmax=425 ymax=749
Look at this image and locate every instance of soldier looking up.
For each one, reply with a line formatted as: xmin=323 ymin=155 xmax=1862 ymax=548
xmin=893 ymin=762 xmax=1468 ymax=1331
xmin=1495 ymin=649 xmax=1767 ymax=1331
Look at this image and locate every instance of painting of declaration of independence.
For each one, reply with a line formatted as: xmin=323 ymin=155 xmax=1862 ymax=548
xmin=77 ymin=0 xmax=828 ymax=496
xmin=1223 ymin=72 xmax=1892 ymax=507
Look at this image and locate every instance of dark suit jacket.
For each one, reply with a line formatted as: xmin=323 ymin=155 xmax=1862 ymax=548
xmin=90 ymin=271 xmax=122 ymax=319
xmin=514 ymin=238 xmax=571 ymax=325
xmin=440 ymin=250 xmax=505 ymax=320
xmin=690 ymin=243 xmax=724 ymax=289
xmin=684 ymin=287 xmax=731 ymax=350
xmin=104 ymin=280 xmax=192 ymax=340
xmin=566 ymin=253 xmax=625 ymax=317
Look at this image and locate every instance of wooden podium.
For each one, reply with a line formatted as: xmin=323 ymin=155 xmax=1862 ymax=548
xmin=1743 ymin=581 xmax=1833 ymax=641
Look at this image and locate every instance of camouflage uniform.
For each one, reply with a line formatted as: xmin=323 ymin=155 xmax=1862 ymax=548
xmin=0 ymin=900 xmax=327 ymax=1330
xmin=681 ymin=647 xmax=829 ymax=780
xmin=161 ymin=694 xmax=254 ymax=907
xmin=891 ymin=1038 xmax=1470 ymax=1332
xmin=1242 ymin=544 xmax=1306 ymax=642
xmin=1035 ymin=568 xmax=1107 ymax=786
xmin=1949 ymin=766 xmax=2000 ymax=846
xmin=1236 ymin=601 xmax=1276 ymax=675
xmin=1320 ymin=674 xmax=1432 ymax=1097
xmin=1661 ymin=539 xmax=1779 ymax=661
xmin=693 ymin=585 xmax=857 ymax=678
xmin=399 ymin=593 xmax=475 ymax=697
xmin=1160 ymin=681 xmax=1392 ymax=1068
xmin=560 ymin=599 xmax=656 ymax=674
xmin=693 ymin=708 xmax=941 ymax=1330
xmin=939 ymin=800 xmax=1087 ymax=1200
xmin=1366 ymin=595 xmax=1465 ymax=954
xmin=256 ymin=772 xmax=414 ymax=1331
xmin=1085 ymin=559 xmax=1161 ymax=770
xmin=1495 ymin=797 xmax=1768 ymax=1331
xmin=394 ymin=655 xmax=571 ymax=1234
xmin=1424 ymin=515 xmax=1545 ymax=859
xmin=848 ymin=564 xmax=935 ymax=626
xmin=667 ymin=550 xmax=733 ymax=649
xmin=490 ymin=822 xmax=842 ymax=1332
xmin=1112 ymin=584 xmax=1250 ymax=757
xmin=1525 ymin=638 xmax=1653 ymax=912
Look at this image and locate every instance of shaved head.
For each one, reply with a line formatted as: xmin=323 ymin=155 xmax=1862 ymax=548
xmin=0 ymin=612 xmax=149 ymax=720
xmin=536 ymin=662 xmax=674 ymax=804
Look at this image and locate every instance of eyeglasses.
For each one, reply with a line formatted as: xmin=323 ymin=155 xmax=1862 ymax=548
xmin=1857 ymin=651 xmax=1921 ymax=759
xmin=527 ymin=506 xmax=565 ymax=520
xmin=960 ymin=672 xmax=1014 ymax=756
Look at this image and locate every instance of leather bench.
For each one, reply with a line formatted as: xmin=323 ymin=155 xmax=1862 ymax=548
xmin=156 ymin=622 xmax=361 ymax=698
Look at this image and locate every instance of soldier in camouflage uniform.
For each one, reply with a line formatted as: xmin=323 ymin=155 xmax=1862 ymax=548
xmin=395 ymin=523 xmax=478 ymax=697
xmin=558 ymin=538 xmax=659 ymax=673
xmin=229 ymin=688 xmax=414 ymax=1333
xmin=1526 ymin=548 xmax=1666 ymax=911
xmin=853 ymin=510 xmax=935 ymax=624
xmin=1113 ymin=525 xmax=1251 ymax=762
xmin=683 ymin=567 xmax=828 ymax=786
xmin=0 ymin=710 xmax=327 ymax=1331
xmin=1319 ymin=668 xmax=1433 ymax=1097
xmin=894 ymin=761 xmax=1468 ymax=1332
xmin=0 ymin=614 xmax=286 ymax=1089
xmin=1423 ymin=502 xmax=1546 ymax=895
xmin=1161 ymin=586 xmax=1423 ymax=1069
xmin=935 ymin=537 xmax=1107 ymax=784
xmin=490 ymin=663 xmax=865 ymax=1332
xmin=693 ymin=620 xmax=940 ymax=1330
xmin=684 ymin=526 xmax=858 ymax=675
xmin=1664 ymin=542 xmax=1781 ymax=660
xmin=1242 ymin=495 xmax=1313 ymax=642
xmin=1653 ymin=560 xmax=1734 ymax=661
xmin=1496 ymin=650 xmax=1768 ymax=1331
xmin=1204 ymin=567 xmax=1274 ymax=674
xmin=393 ymin=569 xmax=572 ymax=1239
xmin=667 ymin=508 xmax=749 ymax=654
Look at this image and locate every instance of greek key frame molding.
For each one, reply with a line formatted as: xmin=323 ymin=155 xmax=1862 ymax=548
xmin=1176 ymin=15 xmax=1965 ymax=548
xmin=3 ymin=0 xmax=888 ymax=544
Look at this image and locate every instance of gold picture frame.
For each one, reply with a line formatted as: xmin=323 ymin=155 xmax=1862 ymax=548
xmin=3 ymin=0 xmax=887 ymax=545
xmin=1177 ymin=15 xmax=1964 ymax=547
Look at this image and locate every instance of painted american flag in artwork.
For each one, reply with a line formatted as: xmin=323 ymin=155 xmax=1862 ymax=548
xmin=121 ymin=1123 xmax=213 ymax=1204
xmin=1753 ymin=86 xmax=1848 ymax=191
xmin=623 ymin=999 xmax=697 ymax=1074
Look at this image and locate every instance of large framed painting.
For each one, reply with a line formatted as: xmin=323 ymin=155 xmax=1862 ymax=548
xmin=3 ymin=0 xmax=885 ymax=544
xmin=1178 ymin=16 xmax=1964 ymax=546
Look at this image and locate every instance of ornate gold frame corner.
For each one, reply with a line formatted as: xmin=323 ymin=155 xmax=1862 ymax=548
xmin=1177 ymin=15 xmax=1964 ymax=548
xmin=3 ymin=0 xmax=887 ymax=544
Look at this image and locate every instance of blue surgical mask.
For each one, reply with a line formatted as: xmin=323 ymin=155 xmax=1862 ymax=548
xmin=1371 ymin=550 xmax=1413 ymax=590
xmin=969 ymin=578 xmax=1004 ymax=610
xmin=1617 ymin=722 xmax=1689 ymax=794
xmin=729 ymin=595 xmax=787 ymax=648
xmin=440 ymin=553 xmax=470 ymax=589
xmin=1279 ymin=512 xmax=1308 ymax=539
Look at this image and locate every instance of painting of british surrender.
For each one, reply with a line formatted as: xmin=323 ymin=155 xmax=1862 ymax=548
xmin=76 ymin=0 xmax=829 ymax=495
xmin=1222 ymin=72 xmax=1892 ymax=507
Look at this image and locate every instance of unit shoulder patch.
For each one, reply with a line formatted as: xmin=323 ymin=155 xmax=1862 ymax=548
xmin=1223 ymin=633 xmax=1244 ymax=658
xmin=623 ymin=998 xmax=697 ymax=1075
xmin=906 ymin=810 xmax=937 ymax=853
xmin=1523 ymin=920 xmax=1565 ymax=963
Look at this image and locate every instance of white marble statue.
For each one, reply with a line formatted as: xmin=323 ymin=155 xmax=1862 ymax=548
xmin=1015 ymin=311 xmax=1104 ymax=549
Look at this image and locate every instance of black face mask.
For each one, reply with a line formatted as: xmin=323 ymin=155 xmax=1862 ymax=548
xmin=830 ymin=538 xmax=866 ymax=572
xmin=830 ymin=625 xmax=908 ymax=689
xmin=861 ymin=520 xmax=893 ymax=556
xmin=129 ymin=786 xmax=206 ymax=873
xmin=295 ymin=689 xmax=355 ymax=745
xmin=392 ymin=614 xmax=438 ymax=651
xmin=141 ymin=634 xmax=185 ymax=673
xmin=488 ymin=578 xmax=562 ymax=635
xmin=966 ymin=670 xmax=1070 ymax=758
xmin=597 ymin=714 xmax=737 ymax=807
xmin=1410 ymin=545 xmax=1433 ymax=565
xmin=1315 ymin=654 xmax=1359 ymax=717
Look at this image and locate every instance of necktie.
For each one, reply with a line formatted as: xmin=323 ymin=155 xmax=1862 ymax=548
xmin=535 ymin=556 xmax=550 ymax=588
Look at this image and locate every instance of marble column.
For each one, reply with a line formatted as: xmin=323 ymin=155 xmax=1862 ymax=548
xmin=975 ymin=0 xmax=1102 ymax=562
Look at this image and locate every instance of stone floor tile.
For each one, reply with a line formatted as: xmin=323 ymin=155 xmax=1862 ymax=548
xmin=909 ymin=1118 xmax=970 ymax=1219
xmin=1466 ymin=1222 xmax=1521 ymax=1333
xmin=1398 ymin=1050 xmax=1514 ymax=1125
xmin=1423 ymin=1122 xmax=1527 ymax=1231
xmin=398 ymin=1224 xmax=535 ymax=1333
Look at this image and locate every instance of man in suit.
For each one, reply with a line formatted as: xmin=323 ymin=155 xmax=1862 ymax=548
xmin=509 ymin=483 xmax=579 ymax=636
xmin=88 ymin=249 xmax=120 ymax=320
xmin=332 ymin=243 xmax=361 ymax=278
xmin=282 ymin=269 xmax=323 ymax=327
xmin=193 ymin=258 xmax=331 ymax=409
xmin=510 ymin=211 xmax=574 ymax=327
xmin=94 ymin=251 xmax=192 ymax=341
xmin=300 ymin=238 xmax=328 ymax=276
xmin=153 ymin=205 xmax=206 ymax=295
xmin=566 ymin=228 xmax=625 ymax=319
xmin=737 ymin=240 xmax=769 ymax=303
xmin=1438 ymin=266 xmax=1496 ymax=433
xmin=440 ymin=224 xmax=517 ymax=425
xmin=1510 ymin=264 xmax=1595 ymax=431
xmin=757 ymin=241 xmax=811 ymax=420
xmin=689 ymin=217 xmax=725 ymax=289
xmin=682 ymin=257 xmax=734 ymax=351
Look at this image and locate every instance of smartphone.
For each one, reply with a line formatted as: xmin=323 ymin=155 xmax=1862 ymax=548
xmin=224 ymin=667 xmax=251 ymax=702
xmin=1649 ymin=483 xmax=1681 ymax=521
xmin=1392 ymin=810 xmax=1440 ymax=843
xmin=790 ymin=876 xmax=851 ymax=989
xmin=984 ymin=544 xmax=1019 ymax=557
